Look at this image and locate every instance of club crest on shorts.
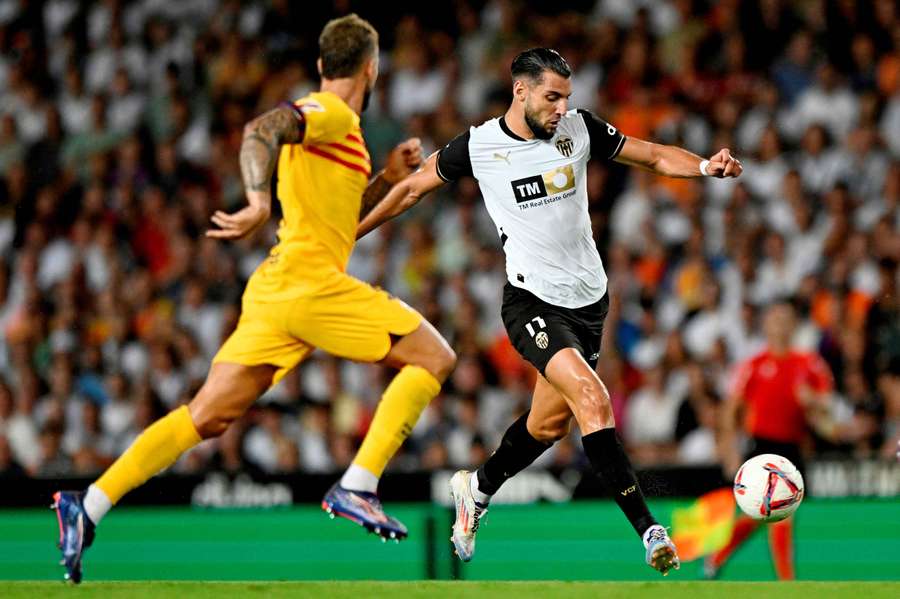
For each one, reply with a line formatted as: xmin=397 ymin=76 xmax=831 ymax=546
xmin=535 ymin=331 xmax=549 ymax=349
xmin=555 ymin=135 xmax=573 ymax=157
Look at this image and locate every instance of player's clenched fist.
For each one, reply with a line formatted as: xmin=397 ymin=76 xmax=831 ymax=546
xmin=704 ymin=148 xmax=742 ymax=178
xmin=384 ymin=137 xmax=423 ymax=183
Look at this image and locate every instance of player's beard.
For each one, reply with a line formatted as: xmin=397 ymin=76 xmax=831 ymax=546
xmin=524 ymin=105 xmax=554 ymax=140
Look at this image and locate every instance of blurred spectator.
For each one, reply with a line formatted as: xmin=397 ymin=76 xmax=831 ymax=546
xmin=1 ymin=0 xmax=899 ymax=478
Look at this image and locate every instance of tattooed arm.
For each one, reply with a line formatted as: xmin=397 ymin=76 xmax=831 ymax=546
xmin=359 ymin=138 xmax=423 ymax=221
xmin=360 ymin=172 xmax=394 ymax=221
xmin=207 ymin=104 xmax=305 ymax=239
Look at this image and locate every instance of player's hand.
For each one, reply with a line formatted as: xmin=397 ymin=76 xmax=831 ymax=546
xmin=705 ymin=148 xmax=742 ymax=178
xmin=206 ymin=196 xmax=271 ymax=240
xmin=796 ymin=384 xmax=815 ymax=408
xmin=384 ymin=137 xmax=423 ymax=184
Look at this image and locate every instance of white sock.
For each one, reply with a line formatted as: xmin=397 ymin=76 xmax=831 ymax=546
xmin=83 ymin=484 xmax=112 ymax=525
xmin=642 ymin=524 xmax=666 ymax=548
xmin=340 ymin=464 xmax=379 ymax=494
xmin=469 ymin=471 xmax=492 ymax=505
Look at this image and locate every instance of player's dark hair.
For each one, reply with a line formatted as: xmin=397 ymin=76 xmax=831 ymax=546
xmin=510 ymin=48 xmax=571 ymax=84
xmin=319 ymin=14 xmax=379 ymax=79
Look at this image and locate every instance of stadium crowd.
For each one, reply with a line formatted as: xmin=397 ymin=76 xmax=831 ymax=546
xmin=1 ymin=0 xmax=899 ymax=480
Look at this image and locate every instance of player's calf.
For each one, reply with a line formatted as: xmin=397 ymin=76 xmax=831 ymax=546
xmin=188 ymin=363 xmax=275 ymax=439
xmin=526 ymin=409 xmax=571 ymax=443
xmin=473 ymin=410 xmax=554 ymax=499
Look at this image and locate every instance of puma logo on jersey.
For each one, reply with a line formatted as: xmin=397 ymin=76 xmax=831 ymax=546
xmin=494 ymin=151 xmax=511 ymax=164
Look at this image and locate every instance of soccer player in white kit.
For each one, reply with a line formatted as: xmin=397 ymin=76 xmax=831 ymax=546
xmin=358 ymin=48 xmax=742 ymax=574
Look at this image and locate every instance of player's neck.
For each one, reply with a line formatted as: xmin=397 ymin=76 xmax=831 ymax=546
xmin=320 ymin=78 xmax=366 ymax=115
xmin=768 ymin=343 xmax=790 ymax=357
xmin=503 ymin=106 xmax=536 ymax=140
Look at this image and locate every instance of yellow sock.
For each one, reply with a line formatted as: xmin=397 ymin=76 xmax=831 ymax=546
xmin=353 ymin=365 xmax=441 ymax=477
xmin=95 ymin=405 xmax=202 ymax=504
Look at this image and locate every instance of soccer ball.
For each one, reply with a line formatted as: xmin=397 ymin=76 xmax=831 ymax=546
xmin=733 ymin=454 xmax=804 ymax=522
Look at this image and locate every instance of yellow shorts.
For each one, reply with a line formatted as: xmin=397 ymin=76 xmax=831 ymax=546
xmin=213 ymin=271 xmax=422 ymax=385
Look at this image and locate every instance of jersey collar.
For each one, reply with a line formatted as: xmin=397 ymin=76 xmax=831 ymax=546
xmin=499 ymin=116 xmax=530 ymax=142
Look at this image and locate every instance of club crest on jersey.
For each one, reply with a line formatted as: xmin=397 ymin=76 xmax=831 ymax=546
xmin=555 ymin=135 xmax=574 ymax=157
xmin=299 ymin=100 xmax=325 ymax=114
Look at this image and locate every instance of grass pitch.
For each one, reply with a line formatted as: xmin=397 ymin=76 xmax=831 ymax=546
xmin=0 ymin=581 xmax=898 ymax=599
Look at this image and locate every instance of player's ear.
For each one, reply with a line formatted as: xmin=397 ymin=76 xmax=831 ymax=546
xmin=513 ymin=79 xmax=527 ymax=103
xmin=316 ymin=58 xmax=323 ymax=78
xmin=365 ymin=54 xmax=379 ymax=84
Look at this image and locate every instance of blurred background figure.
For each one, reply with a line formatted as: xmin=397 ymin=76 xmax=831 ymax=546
xmin=0 ymin=0 xmax=898 ymax=479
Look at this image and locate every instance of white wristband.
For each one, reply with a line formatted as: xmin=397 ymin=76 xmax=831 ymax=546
xmin=699 ymin=159 xmax=710 ymax=177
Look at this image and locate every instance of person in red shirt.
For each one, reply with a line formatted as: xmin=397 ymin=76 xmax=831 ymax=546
xmin=708 ymin=301 xmax=836 ymax=580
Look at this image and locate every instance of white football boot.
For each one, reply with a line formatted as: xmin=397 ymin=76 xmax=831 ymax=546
xmin=644 ymin=525 xmax=681 ymax=575
xmin=449 ymin=470 xmax=489 ymax=562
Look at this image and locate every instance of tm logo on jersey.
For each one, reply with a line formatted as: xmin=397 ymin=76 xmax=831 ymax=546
xmin=511 ymin=165 xmax=576 ymax=208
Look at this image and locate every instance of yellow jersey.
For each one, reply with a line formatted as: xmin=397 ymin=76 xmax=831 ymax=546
xmin=245 ymin=91 xmax=371 ymax=302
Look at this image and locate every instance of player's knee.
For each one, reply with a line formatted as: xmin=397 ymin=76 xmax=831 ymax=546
xmin=190 ymin=409 xmax=234 ymax=439
xmin=189 ymin=398 xmax=240 ymax=439
xmin=574 ymin=376 xmax=614 ymax=427
xmin=417 ymin=340 xmax=456 ymax=382
xmin=432 ymin=344 xmax=457 ymax=382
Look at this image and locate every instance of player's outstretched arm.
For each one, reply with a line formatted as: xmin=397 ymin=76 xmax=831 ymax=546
xmin=614 ymin=138 xmax=742 ymax=179
xmin=360 ymin=138 xmax=423 ymax=221
xmin=356 ymin=152 xmax=446 ymax=239
xmin=207 ymin=105 xmax=304 ymax=240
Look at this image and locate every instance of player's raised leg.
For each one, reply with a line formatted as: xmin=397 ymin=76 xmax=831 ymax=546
xmin=543 ymin=348 xmax=679 ymax=575
xmin=323 ymin=319 xmax=456 ymax=540
xmin=768 ymin=518 xmax=795 ymax=580
xmin=450 ymin=376 xmax=567 ymax=560
xmin=703 ymin=514 xmax=760 ymax=578
xmin=52 ymin=362 xmax=276 ymax=583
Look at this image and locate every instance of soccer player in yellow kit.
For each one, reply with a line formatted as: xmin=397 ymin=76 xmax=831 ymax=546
xmin=52 ymin=14 xmax=455 ymax=583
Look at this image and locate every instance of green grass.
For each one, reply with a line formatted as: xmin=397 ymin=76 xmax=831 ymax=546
xmin=0 ymin=581 xmax=898 ymax=599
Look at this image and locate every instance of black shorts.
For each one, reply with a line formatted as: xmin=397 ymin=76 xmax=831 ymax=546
xmin=501 ymin=282 xmax=610 ymax=376
xmin=746 ymin=438 xmax=805 ymax=477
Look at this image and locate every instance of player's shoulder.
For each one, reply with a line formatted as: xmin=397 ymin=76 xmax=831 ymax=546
xmin=558 ymin=108 xmax=587 ymax=132
xmin=743 ymin=350 xmax=771 ymax=369
xmin=793 ymin=350 xmax=828 ymax=369
xmin=294 ymin=91 xmax=358 ymax=131
xmin=468 ymin=117 xmax=500 ymax=140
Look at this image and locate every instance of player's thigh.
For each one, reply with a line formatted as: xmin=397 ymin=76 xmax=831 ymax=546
xmin=501 ymin=284 xmax=585 ymax=377
xmin=527 ymin=375 xmax=573 ymax=442
xmin=382 ymin=319 xmax=456 ymax=382
xmin=198 ymin=302 xmax=314 ymax=438
xmin=213 ymin=300 xmax=313 ymax=387
xmin=286 ymin=274 xmax=431 ymax=365
xmin=188 ymin=362 xmax=277 ymax=439
xmin=543 ymin=347 xmax=614 ymax=433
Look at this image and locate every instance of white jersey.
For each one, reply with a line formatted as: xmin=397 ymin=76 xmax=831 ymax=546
xmin=437 ymin=108 xmax=626 ymax=308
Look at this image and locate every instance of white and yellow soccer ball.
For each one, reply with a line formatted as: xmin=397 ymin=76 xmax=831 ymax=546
xmin=733 ymin=454 xmax=804 ymax=522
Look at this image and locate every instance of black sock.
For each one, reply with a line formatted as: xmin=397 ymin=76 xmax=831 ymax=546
xmin=476 ymin=411 xmax=552 ymax=496
xmin=582 ymin=428 xmax=657 ymax=538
